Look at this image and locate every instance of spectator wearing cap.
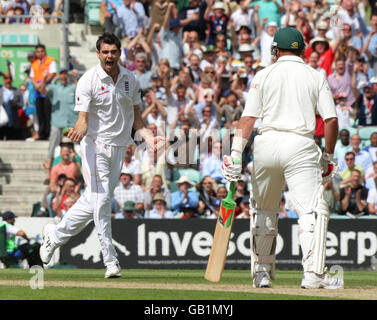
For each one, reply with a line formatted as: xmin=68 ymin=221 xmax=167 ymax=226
xmin=144 ymin=174 xmax=171 ymax=210
xmin=113 ymin=167 xmax=145 ymax=215
xmin=314 ymin=20 xmax=330 ymax=40
xmin=145 ymin=193 xmax=174 ymax=218
xmin=114 ymin=201 xmax=143 ymax=219
xmin=369 ymin=77 xmax=377 ymax=95
xmin=206 ymin=197 xmax=221 ymax=219
xmin=122 ymin=144 xmax=142 ymax=185
xmin=0 ymin=211 xmax=43 ymax=268
xmin=171 ymin=176 xmax=199 ymax=215
xmin=305 ymin=36 xmax=339 ymax=76
xmin=30 ymin=44 xmax=57 ymax=140
xmin=39 ymin=67 xmax=78 ymax=179
xmin=335 ymin=92 xmax=355 ymax=129
xmin=178 ymin=0 xmax=207 ymax=41
xmin=204 ymin=1 xmax=231 ymax=46
xmin=0 ymin=72 xmax=23 ymax=140
xmin=200 ymin=44 xmax=218 ymax=71
xmin=149 ymin=73 xmax=168 ymax=104
xmin=328 ymin=55 xmax=356 ymax=107
xmin=133 ymin=53 xmax=152 ymax=92
xmin=113 ymin=0 xmax=146 ymax=40
xmin=236 ymin=196 xmax=250 ymax=218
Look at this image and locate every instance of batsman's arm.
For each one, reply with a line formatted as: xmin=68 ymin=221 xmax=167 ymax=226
xmin=230 ymin=116 xmax=257 ymax=159
xmin=323 ymin=117 xmax=338 ymax=155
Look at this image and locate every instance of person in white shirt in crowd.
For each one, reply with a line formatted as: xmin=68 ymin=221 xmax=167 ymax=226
xmin=334 ymin=92 xmax=355 ymax=129
xmin=144 ymin=193 xmax=175 ymax=218
xmin=113 ymin=167 xmax=145 ymax=214
xmin=258 ymin=19 xmax=278 ymax=66
xmin=121 ymin=144 xmax=142 ymax=185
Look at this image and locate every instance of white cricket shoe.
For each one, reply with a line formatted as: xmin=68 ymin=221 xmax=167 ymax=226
xmin=253 ymin=272 xmax=271 ymax=288
xmin=301 ymin=272 xmax=344 ymax=289
xmin=105 ymin=263 xmax=121 ymax=279
xmin=39 ymin=224 xmax=56 ymax=265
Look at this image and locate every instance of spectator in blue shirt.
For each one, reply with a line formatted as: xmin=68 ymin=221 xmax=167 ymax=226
xmin=100 ymin=0 xmax=123 ymax=37
xmin=171 ymin=176 xmax=199 ymax=215
xmin=114 ymin=0 xmax=146 ymax=39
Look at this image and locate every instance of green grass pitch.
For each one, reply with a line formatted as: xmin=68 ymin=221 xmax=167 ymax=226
xmin=0 ymin=269 xmax=376 ymax=300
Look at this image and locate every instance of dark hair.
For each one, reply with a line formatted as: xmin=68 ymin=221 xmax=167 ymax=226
xmin=345 ymin=151 xmax=355 ymax=158
xmin=35 ymin=44 xmax=46 ymax=51
xmin=176 ymin=83 xmax=187 ymax=91
xmin=57 ymin=173 xmax=67 ymax=181
xmin=96 ymin=32 xmax=121 ymax=51
xmin=64 ymin=178 xmax=77 ymax=185
xmin=278 ymin=48 xmax=304 ymax=56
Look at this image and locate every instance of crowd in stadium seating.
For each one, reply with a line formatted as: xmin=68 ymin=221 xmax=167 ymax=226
xmin=1 ymin=0 xmax=377 ymax=219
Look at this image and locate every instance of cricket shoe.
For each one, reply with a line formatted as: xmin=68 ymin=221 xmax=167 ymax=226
xmin=39 ymin=224 xmax=57 ymax=265
xmin=301 ymin=272 xmax=344 ymax=289
xmin=105 ymin=263 xmax=121 ymax=279
xmin=253 ymin=272 xmax=271 ymax=288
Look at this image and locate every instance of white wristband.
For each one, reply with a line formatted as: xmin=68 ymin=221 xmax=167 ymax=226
xmin=231 ymin=136 xmax=248 ymax=159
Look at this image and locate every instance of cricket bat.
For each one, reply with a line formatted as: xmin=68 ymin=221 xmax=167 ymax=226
xmin=205 ymin=181 xmax=236 ymax=282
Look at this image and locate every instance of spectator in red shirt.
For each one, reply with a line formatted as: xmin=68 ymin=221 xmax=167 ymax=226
xmin=49 ymin=144 xmax=81 ymax=193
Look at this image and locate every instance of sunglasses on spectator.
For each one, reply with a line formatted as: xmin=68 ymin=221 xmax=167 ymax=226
xmin=206 ymin=70 xmax=215 ymax=74
xmin=202 ymin=110 xmax=211 ymax=113
xmin=345 ymin=157 xmax=355 ymax=161
xmin=136 ymin=60 xmax=145 ymax=63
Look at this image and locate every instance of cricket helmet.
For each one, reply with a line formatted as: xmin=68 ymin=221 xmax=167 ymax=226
xmin=271 ymin=27 xmax=305 ymax=55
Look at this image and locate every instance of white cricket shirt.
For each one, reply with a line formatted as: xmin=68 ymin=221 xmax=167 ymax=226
xmin=75 ymin=63 xmax=141 ymax=146
xmin=242 ymin=56 xmax=337 ymax=137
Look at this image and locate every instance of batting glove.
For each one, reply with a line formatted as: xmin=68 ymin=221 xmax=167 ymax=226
xmin=222 ymin=155 xmax=242 ymax=182
xmin=320 ymin=152 xmax=338 ymax=183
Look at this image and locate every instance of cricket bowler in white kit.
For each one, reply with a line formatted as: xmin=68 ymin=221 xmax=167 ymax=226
xmin=39 ymin=33 xmax=164 ymax=278
xmin=222 ymin=28 xmax=344 ymax=289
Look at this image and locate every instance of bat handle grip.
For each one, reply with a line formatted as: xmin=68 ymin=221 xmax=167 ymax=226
xmin=226 ymin=181 xmax=236 ymax=201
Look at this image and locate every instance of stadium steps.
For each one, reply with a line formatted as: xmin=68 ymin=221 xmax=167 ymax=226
xmin=68 ymin=23 xmax=102 ymax=73
xmin=0 ymin=141 xmax=48 ymax=217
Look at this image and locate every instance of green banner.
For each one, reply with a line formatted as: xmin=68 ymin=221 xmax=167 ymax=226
xmin=0 ymin=47 xmax=60 ymax=87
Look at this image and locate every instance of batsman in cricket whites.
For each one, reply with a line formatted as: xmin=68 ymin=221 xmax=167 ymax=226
xmin=221 ymin=27 xmax=344 ymax=289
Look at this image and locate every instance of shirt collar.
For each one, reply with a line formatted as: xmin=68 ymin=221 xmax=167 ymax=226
xmin=277 ymin=56 xmax=305 ymax=64
xmin=96 ymin=63 xmax=126 ymax=80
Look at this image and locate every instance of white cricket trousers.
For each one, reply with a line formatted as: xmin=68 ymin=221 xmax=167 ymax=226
xmin=50 ymin=136 xmax=126 ymax=267
xmin=251 ymin=130 xmax=324 ymax=271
